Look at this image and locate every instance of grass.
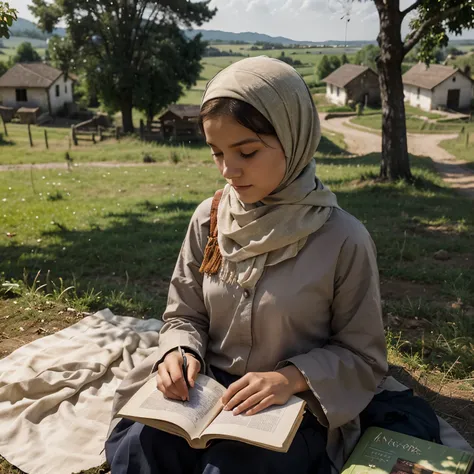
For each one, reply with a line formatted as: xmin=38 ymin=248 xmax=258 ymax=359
xmin=440 ymin=132 xmax=474 ymax=171
xmin=1 ymin=130 xmax=474 ymax=472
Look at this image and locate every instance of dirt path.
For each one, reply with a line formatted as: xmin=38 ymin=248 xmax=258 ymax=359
xmin=320 ymin=115 xmax=474 ymax=199
xmin=0 ymin=161 xmax=156 ymax=172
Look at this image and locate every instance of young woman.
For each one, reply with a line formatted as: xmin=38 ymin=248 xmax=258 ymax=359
xmin=105 ymin=56 xmax=388 ymax=474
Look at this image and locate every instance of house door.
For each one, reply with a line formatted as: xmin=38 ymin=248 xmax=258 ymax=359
xmin=446 ymin=89 xmax=460 ymax=109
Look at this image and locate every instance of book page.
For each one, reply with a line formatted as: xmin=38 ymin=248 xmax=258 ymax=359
xmin=201 ymin=396 xmax=305 ymax=449
xmin=118 ymin=374 xmax=226 ymax=439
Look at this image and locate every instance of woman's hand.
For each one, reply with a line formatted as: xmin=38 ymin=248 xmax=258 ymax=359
xmin=220 ymin=365 xmax=308 ymax=416
xmin=156 ymin=349 xmax=201 ymax=401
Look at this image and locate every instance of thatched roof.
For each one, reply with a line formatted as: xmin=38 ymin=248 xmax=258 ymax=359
xmin=402 ymin=63 xmax=471 ymax=90
xmin=0 ymin=63 xmax=74 ymax=89
xmin=322 ymin=64 xmax=376 ymax=88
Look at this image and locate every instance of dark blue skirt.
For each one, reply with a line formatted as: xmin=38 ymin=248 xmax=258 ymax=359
xmin=105 ymin=366 xmax=331 ymax=474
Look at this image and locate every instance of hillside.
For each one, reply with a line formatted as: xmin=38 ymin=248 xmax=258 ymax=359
xmin=10 ymin=17 xmax=66 ymax=38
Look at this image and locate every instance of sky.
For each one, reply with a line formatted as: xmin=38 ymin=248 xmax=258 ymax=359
xmin=14 ymin=0 xmax=474 ymax=42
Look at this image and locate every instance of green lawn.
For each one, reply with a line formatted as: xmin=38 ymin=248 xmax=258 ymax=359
xmin=440 ymin=132 xmax=474 ymax=171
xmin=1 ymin=129 xmax=474 ymax=473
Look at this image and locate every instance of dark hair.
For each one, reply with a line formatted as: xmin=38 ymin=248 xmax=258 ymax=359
xmin=199 ymin=98 xmax=276 ymax=138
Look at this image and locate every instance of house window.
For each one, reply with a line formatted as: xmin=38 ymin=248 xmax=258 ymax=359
xmin=452 ymin=76 xmax=456 ymax=82
xmin=417 ymin=87 xmax=420 ymax=99
xmin=16 ymin=89 xmax=27 ymax=102
xmin=337 ymin=87 xmax=340 ymax=97
xmin=65 ymin=85 xmax=68 ymax=94
xmin=56 ymin=85 xmax=60 ymax=97
xmin=330 ymin=84 xmax=333 ymax=94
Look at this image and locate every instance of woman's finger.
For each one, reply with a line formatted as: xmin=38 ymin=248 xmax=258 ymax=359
xmin=224 ymin=383 xmax=260 ymax=412
xmin=156 ymin=370 xmax=183 ymax=400
xmin=244 ymin=395 xmax=275 ymax=416
xmin=231 ymin=390 xmax=268 ymax=415
xmin=186 ymin=355 xmax=201 ymax=388
xmin=221 ymin=375 xmax=249 ymax=406
xmin=167 ymin=358 xmax=189 ymax=401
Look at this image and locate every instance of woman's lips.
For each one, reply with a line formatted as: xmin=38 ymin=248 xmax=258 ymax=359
xmin=232 ymin=185 xmax=252 ymax=191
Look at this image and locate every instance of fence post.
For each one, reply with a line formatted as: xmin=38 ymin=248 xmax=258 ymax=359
xmin=98 ymin=126 xmax=103 ymax=142
xmin=71 ymin=126 xmax=78 ymax=146
xmin=465 ymin=132 xmax=470 ymax=149
xmin=140 ymin=119 xmax=144 ymax=140
xmin=28 ymin=122 xmax=33 ymax=147
xmin=115 ymin=126 xmax=120 ymax=140
xmin=0 ymin=115 xmax=7 ymax=136
xmin=44 ymin=129 xmax=49 ymax=149
xmin=92 ymin=133 xmax=96 ymax=144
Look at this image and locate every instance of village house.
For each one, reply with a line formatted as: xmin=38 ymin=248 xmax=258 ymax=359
xmin=403 ymin=63 xmax=473 ymax=112
xmin=322 ymin=64 xmax=380 ymax=107
xmin=0 ymin=63 xmax=75 ymax=117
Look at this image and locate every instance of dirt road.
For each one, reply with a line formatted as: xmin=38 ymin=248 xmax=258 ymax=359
xmin=320 ymin=115 xmax=474 ymax=199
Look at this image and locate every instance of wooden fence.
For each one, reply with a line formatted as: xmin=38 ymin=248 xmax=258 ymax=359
xmin=71 ymin=116 xmax=118 ymax=145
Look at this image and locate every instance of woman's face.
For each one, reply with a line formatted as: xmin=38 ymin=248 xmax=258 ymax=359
xmin=203 ymin=115 xmax=286 ymax=204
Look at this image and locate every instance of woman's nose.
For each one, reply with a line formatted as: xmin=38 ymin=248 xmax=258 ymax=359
xmin=222 ymin=161 xmax=242 ymax=179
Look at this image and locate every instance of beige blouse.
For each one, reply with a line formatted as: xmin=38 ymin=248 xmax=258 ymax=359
xmin=154 ymin=197 xmax=388 ymax=430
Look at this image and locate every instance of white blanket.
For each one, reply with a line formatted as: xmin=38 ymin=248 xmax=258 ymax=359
xmin=0 ymin=309 xmax=163 ymax=474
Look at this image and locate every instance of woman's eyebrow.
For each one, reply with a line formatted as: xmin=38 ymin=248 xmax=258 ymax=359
xmin=206 ymin=138 xmax=262 ymax=148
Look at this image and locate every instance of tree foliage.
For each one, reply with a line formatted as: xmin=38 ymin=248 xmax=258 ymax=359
xmin=317 ymin=55 xmax=332 ymax=79
xmin=341 ymin=53 xmax=349 ymax=64
xmin=30 ymin=0 xmax=216 ymax=132
xmin=0 ymin=1 xmax=17 ymax=39
xmin=134 ymin=24 xmax=205 ymax=127
xmin=12 ymin=42 xmax=41 ymax=63
xmin=353 ymin=44 xmax=379 ymax=70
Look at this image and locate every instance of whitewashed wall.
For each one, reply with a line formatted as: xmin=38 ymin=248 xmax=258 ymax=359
xmin=432 ymin=71 xmax=472 ymax=110
xmin=48 ymin=75 xmax=74 ymax=114
xmin=0 ymin=87 xmax=49 ymax=112
xmin=326 ymin=84 xmax=347 ymax=106
xmin=403 ymin=85 xmax=432 ymax=111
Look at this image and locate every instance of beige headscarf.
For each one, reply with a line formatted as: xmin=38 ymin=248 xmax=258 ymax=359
xmin=201 ymin=56 xmax=339 ymax=289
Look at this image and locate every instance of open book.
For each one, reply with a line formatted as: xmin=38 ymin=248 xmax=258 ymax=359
xmin=117 ymin=374 xmax=306 ymax=452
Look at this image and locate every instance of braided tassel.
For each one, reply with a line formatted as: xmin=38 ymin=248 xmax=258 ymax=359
xmin=199 ymin=236 xmax=222 ymax=275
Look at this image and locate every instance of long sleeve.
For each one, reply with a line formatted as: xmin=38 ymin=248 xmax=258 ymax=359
xmin=276 ymin=220 xmax=388 ymax=429
xmin=152 ymin=198 xmax=213 ymax=371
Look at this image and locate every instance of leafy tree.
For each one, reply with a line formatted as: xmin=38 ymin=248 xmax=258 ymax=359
xmin=357 ymin=0 xmax=474 ymax=180
xmin=12 ymin=42 xmax=41 ymax=63
xmin=0 ymin=60 xmax=7 ymax=77
xmin=317 ymin=55 xmax=332 ymax=79
xmin=341 ymin=53 xmax=349 ymax=64
xmin=329 ymin=55 xmax=341 ymax=71
xmin=0 ymin=1 xmax=17 ymax=39
xmin=354 ymin=44 xmax=380 ymax=70
xmin=134 ymin=24 xmax=205 ymax=130
xmin=30 ymin=0 xmax=216 ymax=133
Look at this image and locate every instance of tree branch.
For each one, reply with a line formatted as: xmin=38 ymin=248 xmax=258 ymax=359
xmin=402 ymin=4 xmax=468 ymax=56
xmin=401 ymin=0 xmax=422 ymax=19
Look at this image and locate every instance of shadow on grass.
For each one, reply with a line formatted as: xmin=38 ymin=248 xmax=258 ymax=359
xmin=317 ymin=135 xmax=352 ymax=156
xmin=1 ymin=151 xmax=473 ymax=315
xmin=389 ymin=365 xmax=474 ymax=446
xmin=0 ymin=135 xmax=15 ymax=146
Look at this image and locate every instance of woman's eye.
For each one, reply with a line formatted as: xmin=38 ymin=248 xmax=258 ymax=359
xmin=212 ymin=152 xmax=223 ymax=158
xmin=240 ymin=150 xmax=258 ymax=159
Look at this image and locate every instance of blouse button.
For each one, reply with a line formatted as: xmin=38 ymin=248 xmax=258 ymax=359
xmin=243 ymin=289 xmax=251 ymax=299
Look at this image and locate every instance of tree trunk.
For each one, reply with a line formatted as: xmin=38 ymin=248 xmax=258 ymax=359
xmin=121 ymin=98 xmax=134 ymax=134
xmin=376 ymin=5 xmax=413 ymax=181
